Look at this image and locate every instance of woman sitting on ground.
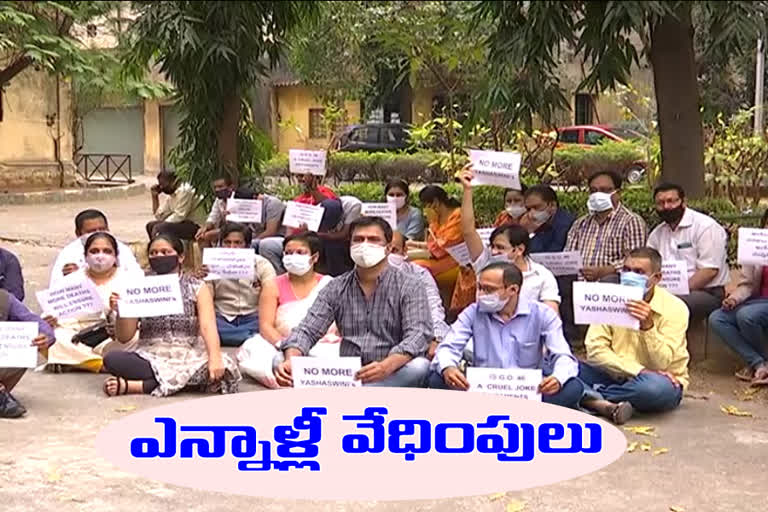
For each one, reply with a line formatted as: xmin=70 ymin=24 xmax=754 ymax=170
xmin=710 ymin=208 xmax=768 ymax=386
xmin=102 ymin=233 xmax=241 ymax=397
xmin=45 ymin=232 xmax=139 ymax=373
xmin=237 ymin=232 xmax=339 ymax=388
xmin=196 ymin=222 xmax=276 ymax=347
xmin=385 ymin=179 xmax=425 ymax=240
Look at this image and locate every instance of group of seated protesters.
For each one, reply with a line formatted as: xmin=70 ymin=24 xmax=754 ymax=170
xmin=3 ymin=164 xmax=768 ymax=423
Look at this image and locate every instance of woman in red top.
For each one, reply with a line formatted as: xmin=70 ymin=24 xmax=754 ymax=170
xmin=493 ymin=184 xmax=528 ymax=227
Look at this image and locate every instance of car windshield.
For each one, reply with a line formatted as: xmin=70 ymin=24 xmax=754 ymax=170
xmin=608 ymin=127 xmax=643 ymax=140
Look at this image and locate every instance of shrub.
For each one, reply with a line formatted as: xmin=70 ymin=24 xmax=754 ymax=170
xmin=552 ymin=140 xmax=646 ymax=185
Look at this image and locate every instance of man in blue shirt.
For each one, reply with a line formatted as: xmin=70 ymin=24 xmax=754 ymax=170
xmin=428 ymin=261 xmax=583 ymax=409
xmin=0 ymin=247 xmax=24 ymax=301
xmin=0 ymin=289 xmax=56 ymax=418
xmin=523 ymin=184 xmax=575 ymax=254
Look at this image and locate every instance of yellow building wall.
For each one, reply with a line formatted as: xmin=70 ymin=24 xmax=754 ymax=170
xmin=411 ymin=87 xmax=437 ymax=124
xmin=0 ymin=68 xmax=76 ymax=187
xmin=275 ymin=85 xmax=360 ymax=153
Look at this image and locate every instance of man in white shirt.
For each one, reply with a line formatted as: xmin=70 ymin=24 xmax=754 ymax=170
xmin=50 ymin=209 xmax=143 ymax=286
xmin=388 ymin=231 xmax=450 ymax=359
xmin=146 ymin=170 xmax=206 ymax=240
xmin=647 ymin=183 xmax=729 ymax=319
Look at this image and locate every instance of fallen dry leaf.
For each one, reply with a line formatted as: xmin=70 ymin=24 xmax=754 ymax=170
xmin=640 ymin=442 xmax=652 ymax=452
xmin=623 ymin=425 xmax=658 ymax=437
xmin=506 ymin=501 xmax=526 ymax=512
xmin=683 ymin=392 xmax=709 ymax=400
xmin=626 ymin=441 xmax=639 ymax=453
xmin=669 ymin=507 xmax=685 ymax=512
xmin=720 ymin=405 xmax=754 ymax=417
xmin=653 ymin=448 xmax=669 ymax=456
xmin=47 ymin=467 xmax=61 ymax=482
xmin=489 ymin=492 xmax=506 ymax=502
xmin=114 ymin=405 xmax=137 ymax=413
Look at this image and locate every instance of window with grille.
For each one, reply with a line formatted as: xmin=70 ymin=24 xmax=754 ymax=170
xmin=309 ymin=108 xmax=326 ymax=139
xmin=574 ymin=93 xmax=594 ymax=125
xmin=86 ymin=23 xmax=97 ymax=37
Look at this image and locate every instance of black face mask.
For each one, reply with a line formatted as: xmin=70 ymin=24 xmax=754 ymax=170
xmin=149 ymin=255 xmax=179 ymax=275
xmin=657 ymin=206 xmax=684 ymax=225
xmin=214 ymin=189 xmax=231 ymax=200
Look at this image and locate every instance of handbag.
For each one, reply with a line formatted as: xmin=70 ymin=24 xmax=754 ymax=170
xmin=71 ymin=320 xmax=110 ymax=348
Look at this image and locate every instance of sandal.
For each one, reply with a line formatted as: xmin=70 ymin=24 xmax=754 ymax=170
xmin=735 ymin=366 xmax=755 ymax=382
xmin=103 ymin=376 xmax=128 ymax=397
xmin=611 ymin=401 xmax=634 ymax=425
xmin=751 ymin=364 xmax=768 ymax=386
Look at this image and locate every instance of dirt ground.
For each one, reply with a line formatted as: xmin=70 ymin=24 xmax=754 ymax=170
xmin=1 ymin=193 xmax=767 ymax=512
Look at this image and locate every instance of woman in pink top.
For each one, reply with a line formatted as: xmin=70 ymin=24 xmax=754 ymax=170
xmin=710 ymin=209 xmax=768 ymax=385
xmin=237 ymin=232 xmax=339 ymax=387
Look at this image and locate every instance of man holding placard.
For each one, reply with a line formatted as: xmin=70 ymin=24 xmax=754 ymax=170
xmin=228 ymin=186 xmax=286 ymax=273
xmin=0 ymin=289 xmax=55 ymax=418
xmin=647 ymin=183 xmax=728 ymax=320
xmin=275 ymin=217 xmax=433 ymax=388
xmin=427 ymin=262 xmax=583 ymax=409
xmin=580 ymin=248 xmax=690 ymax=423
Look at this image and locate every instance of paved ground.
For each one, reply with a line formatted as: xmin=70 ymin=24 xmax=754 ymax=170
xmin=1 ymin=192 xmax=767 ymax=511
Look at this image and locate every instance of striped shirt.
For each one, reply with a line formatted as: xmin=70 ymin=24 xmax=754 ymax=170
xmin=565 ymin=203 xmax=647 ymax=269
xmin=282 ymin=266 xmax=433 ymax=364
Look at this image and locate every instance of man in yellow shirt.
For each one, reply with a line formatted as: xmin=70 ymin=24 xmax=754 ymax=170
xmin=580 ymin=247 xmax=690 ymax=424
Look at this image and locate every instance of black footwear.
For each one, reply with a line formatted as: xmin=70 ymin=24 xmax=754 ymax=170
xmin=0 ymin=390 xmax=26 ymax=418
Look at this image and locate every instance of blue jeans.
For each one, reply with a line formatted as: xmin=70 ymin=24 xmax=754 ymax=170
xmin=578 ymin=362 xmax=682 ymax=413
xmin=272 ymin=353 xmax=430 ymax=388
xmin=215 ymin=313 xmax=258 ymax=347
xmin=426 ymin=368 xmax=585 ymax=410
xmin=709 ymin=298 xmax=768 ymax=368
xmin=253 ymin=237 xmax=285 ymax=274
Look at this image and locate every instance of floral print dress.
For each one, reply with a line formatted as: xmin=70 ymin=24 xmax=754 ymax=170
xmin=135 ymin=273 xmax=241 ymax=396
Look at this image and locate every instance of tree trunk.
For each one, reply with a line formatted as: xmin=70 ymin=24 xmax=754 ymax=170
xmin=217 ymin=92 xmax=240 ymax=185
xmin=649 ymin=4 xmax=706 ymax=198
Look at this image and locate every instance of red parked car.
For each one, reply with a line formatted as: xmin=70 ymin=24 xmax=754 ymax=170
xmin=556 ymin=125 xmax=647 ymax=184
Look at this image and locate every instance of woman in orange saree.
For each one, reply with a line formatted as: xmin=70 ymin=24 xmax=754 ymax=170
xmin=409 ymin=186 xmax=473 ymax=315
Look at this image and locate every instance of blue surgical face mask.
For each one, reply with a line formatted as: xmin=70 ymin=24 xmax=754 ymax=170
xmin=620 ymin=271 xmax=649 ymax=291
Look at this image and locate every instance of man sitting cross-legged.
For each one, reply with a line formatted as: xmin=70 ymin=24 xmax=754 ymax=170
xmin=427 ymin=261 xmax=584 ymax=410
xmin=579 ymin=247 xmax=690 ymax=424
xmin=274 ymin=216 xmax=433 ymax=388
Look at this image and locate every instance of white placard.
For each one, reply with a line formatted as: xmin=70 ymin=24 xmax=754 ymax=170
xmin=226 ymin=198 xmax=263 ymax=224
xmin=202 ymin=248 xmax=255 ymax=281
xmin=283 ymin=201 xmax=325 ymax=232
xmin=477 ymin=227 xmax=495 ymax=247
xmin=468 ymin=149 xmax=522 ymax=189
xmin=466 ymin=367 xmax=542 ymax=401
xmin=529 ymin=251 xmax=583 ymax=276
xmin=36 ymin=276 xmax=104 ymax=320
xmin=737 ymin=227 xmax=768 ymax=265
xmin=0 ymin=322 xmax=38 ymax=368
xmin=445 ymin=242 xmax=472 ymax=267
xmin=289 ymin=149 xmax=327 ymax=176
xmin=659 ymin=260 xmax=690 ymax=296
xmin=361 ymin=202 xmax=397 ymax=229
xmin=291 ymin=357 xmax=362 ymax=388
xmin=118 ymin=274 xmax=185 ymax=318
xmin=573 ymin=282 xmax=644 ymax=330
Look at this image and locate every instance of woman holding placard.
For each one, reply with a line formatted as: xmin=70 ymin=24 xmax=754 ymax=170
xmin=44 ymin=232 xmax=138 ymax=373
xmin=709 ymin=209 xmax=768 ymax=386
xmin=237 ymin=232 xmax=340 ymax=388
xmin=385 ymin=179 xmax=425 ymax=241
xmin=102 ymin=233 xmax=240 ymax=397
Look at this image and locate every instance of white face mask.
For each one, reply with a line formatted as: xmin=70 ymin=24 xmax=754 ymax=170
xmin=587 ymin=192 xmax=615 ymax=214
xmin=86 ymin=253 xmax=116 ymax=273
xmin=477 ymin=291 xmax=508 ymax=313
xmin=530 ymin=208 xmax=551 ymax=224
xmin=387 ymin=253 xmax=406 ymax=268
xmin=283 ymin=254 xmax=313 ymax=276
xmin=387 ymin=195 xmax=406 ymax=210
xmin=505 ymin=205 xmax=527 ymax=218
xmin=350 ymin=242 xmax=387 ymax=268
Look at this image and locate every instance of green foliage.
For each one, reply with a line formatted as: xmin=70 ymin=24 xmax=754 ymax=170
xmin=123 ymin=1 xmax=314 ymax=198
xmin=554 ymin=140 xmax=646 ymax=185
xmin=704 ymin=108 xmax=768 ymax=210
